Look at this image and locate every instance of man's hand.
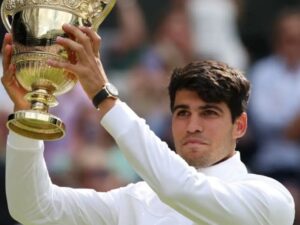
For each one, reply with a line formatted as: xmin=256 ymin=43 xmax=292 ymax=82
xmin=1 ymin=33 xmax=30 ymax=112
xmin=48 ymin=24 xmax=117 ymax=117
xmin=47 ymin=24 xmax=109 ymax=100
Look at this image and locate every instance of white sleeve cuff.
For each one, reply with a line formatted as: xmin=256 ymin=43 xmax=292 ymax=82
xmin=7 ymin=131 xmax=44 ymax=151
xmin=100 ymin=101 xmax=139 ymax=139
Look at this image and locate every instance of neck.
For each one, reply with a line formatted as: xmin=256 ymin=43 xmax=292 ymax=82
xmin=212 ymin=151 xmax=236 ymax=166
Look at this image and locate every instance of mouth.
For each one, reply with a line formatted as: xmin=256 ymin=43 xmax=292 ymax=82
xmin=182 ymin=138 xmax=208 ymax=146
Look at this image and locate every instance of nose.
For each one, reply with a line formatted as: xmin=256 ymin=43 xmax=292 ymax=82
xmin=187 ymin=114 xmax=203 ymax=134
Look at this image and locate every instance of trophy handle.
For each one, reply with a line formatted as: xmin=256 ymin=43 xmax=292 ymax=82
xmin=0 ymin=1 xmax=12 ymax=32
xmin=91 ymin=0 xmax=117 ymax=31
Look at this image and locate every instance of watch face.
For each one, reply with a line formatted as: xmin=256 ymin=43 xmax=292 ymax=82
xmin=106 ymin=83 xmax=119 ymax=96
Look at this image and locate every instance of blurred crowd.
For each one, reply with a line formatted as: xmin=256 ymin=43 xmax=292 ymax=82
xmin=1 ymin=0 xmax=300 ymax=224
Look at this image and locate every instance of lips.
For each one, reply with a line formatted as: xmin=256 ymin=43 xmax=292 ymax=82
xmin=182 ymin=138 xmax=208 ymax=146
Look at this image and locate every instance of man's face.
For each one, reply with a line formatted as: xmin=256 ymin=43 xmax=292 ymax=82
xmin=276 ymin=15 xmax=300 ymax=67
xmin=171 ymin=89 xmax=247 ymax=168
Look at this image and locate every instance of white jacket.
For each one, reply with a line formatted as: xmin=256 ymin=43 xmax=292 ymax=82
xmin=6 ymin=101 xmax=295 ymax=225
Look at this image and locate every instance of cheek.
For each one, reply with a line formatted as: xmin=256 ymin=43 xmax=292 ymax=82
xmin=205 ymin=122 xmax=232 ymax=144
xmin=171 ymin=122 xmax=179 ymax=140
xmin=171 ymin=120 xmax=184 ymax=142
xmin=202 ymin=121 xmax=219 ymax=135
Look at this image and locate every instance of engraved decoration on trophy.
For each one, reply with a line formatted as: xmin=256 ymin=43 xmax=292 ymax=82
xmin=1 ymin=0 xmax=116 ymax=140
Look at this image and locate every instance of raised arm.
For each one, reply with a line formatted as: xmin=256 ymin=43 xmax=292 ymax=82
xmin=5 ymin=132 xmax=119 ymax=225
xmin=1 ymin=31 xmax=118 ymax=225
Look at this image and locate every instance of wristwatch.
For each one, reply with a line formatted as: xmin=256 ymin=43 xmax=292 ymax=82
xmin=92 ymin=83 xmax=119 ymax=109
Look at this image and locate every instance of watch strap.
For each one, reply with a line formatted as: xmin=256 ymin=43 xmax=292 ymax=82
xmin=92 ymin=87 xmax=109 ymax=109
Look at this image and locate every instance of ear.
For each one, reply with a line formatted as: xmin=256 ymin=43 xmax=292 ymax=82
xmin=233 ymin=112 xmax=247 ymax=139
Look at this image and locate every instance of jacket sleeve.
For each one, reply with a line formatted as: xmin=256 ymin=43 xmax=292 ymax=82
xmin=101 ymin=101 xmax=295 ymax=225
xmin=6 ymin=132 xmax=119 ymax=225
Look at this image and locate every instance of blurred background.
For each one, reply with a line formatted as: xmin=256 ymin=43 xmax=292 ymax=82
xmin=1 ymin=0 xmax=300 ymax=224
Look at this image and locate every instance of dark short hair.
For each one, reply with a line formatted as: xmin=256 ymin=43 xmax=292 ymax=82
xmin=168 ymin=60 xmax=250 ymax=122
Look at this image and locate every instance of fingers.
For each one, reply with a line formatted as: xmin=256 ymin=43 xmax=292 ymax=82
xmin=78 ymin=26 xmax=101 ymax=57
xmin=61 ymin=24 xmax=95 ymax=57
xmin=2 ymin=33 xmax=13 ymax=74
xmin=55 ymin=36 xmax=86 ymax=62
xmin=1 ymin=33 xmax=15 ymax=88
xmin=47 ymin=59 xmax=77 ymax=75
xmin=52 ymin=24 xmax=102 ymax=72
xmin=1 ymin=33 xmax=12 ymax=54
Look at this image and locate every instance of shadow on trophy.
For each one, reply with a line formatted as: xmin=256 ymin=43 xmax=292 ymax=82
xmin=1 ymin=0 xmax=116 ymax=140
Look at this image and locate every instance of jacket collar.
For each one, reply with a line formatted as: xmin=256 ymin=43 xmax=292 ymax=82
xmin=197 ymin=151 xmax=248 ymax=181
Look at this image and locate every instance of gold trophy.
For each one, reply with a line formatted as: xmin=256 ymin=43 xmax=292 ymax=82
xmin=1 ymin=0 xmax=116 ymax=140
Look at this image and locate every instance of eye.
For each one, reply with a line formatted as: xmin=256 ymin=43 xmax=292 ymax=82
xmin=201 ymin=109 xmax=219 ymax=117
xmin=175 ymin=109 xmax=190 ymax=118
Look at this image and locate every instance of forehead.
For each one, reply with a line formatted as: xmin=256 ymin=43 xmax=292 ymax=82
xmin=174 ymin=89 xmax=228 ymax=110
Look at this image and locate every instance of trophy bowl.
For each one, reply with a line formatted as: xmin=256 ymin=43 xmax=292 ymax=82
xmin=1 ymin=0 xmax=116 ymax=140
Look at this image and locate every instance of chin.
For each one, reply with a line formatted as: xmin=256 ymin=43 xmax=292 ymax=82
xmin=183 ymin=155 xmax=212 ymax=168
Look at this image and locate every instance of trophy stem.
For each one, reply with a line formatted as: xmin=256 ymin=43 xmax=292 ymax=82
xmin=26 ymin=88 xmax=58 ymax=112
xmin=31 ymin=101 xmax=49 ymax=112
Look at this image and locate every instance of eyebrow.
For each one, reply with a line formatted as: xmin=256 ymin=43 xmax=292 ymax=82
xmin=173 ymin=104 xmax=224 ymax=113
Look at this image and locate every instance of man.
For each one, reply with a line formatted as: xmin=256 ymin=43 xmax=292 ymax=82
xmin=2 ymin=24 xmax=295 ymax=225
xmin=249 ymin=8 xmax=300 ymax=174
